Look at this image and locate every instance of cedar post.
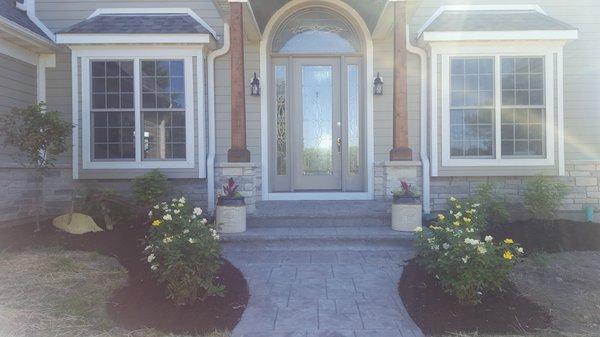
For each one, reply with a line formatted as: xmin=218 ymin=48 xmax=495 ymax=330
xmin=228 ymin=2 xmax=251 ymax=162
xmin=389 ymin=1 xmax=413 ymax=161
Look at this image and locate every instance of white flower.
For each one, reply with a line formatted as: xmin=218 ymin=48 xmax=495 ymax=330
xmin=473 ymin=203 xmax=480 ymax=208
xmin=193 ymin=207 xmax=203 ymax=216
xmin=210 ymin=228 xmax=220 ymax=240
xmin=183 ymin=229 xmax=189 ymax=234
xmin=431 ymin=245 xmax=440 ymax=251
xmin=442 ymin=243 xmax=450 ymax=250
xmin=150 ymin=264 xmax=158 ymax=271
xmin=163 ymin=214 xmax=172 ymax=221
xmin=191 ymin=214 xmax=197 ymax=219
xmin=454 ymin=212 xmax=463 ymax=219
xmin=414 ymin=226 xmax=423 ymax=232
xmin=201 ymin=218 xmax=208 ymax=225
xmin=427 ymin=238 xmax=434 ymax=244
xmin=188 ymin=238 xmax=196 ymax=244
xmin=153 ymin=205 xmax=159 ymax=209
xmin=477 ymin=246 xmax=487 ymax=255
xmin=148 ymin=210 xmax=153 ymax=218
xmin=147 ymin=254 xmax=155 ymax=263
xmin=163 ymin=236 xmax=173 ymax=243
xmin=144 ymin=245 xmax=152 ymax=251
xmin=178 ymin=203 xmax=184 ymax=208
xmin=517 ymin=247 xmax=524 ymax=254
xmin=172 ymin=198 xmax=178 ymax=202
xmin=462 ymin=256 xmax=470 ymax=263
xmin=179 ymin=197 xmax=186 ymax=203
xmin=484 ymin=235 xmax=493 ymax=243
xmin=449 ymin=197 xmax=457 ymax=202
xmin=174 ymin=209 xmax=180 ymax=214
xmin=464 ymin=238 xmax=480 ymax=246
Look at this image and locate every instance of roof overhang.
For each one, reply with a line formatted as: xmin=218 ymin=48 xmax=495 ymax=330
xmin=56 ymin=8 xmax=217 ymax=45
xmin=0 ymin=14 xmax=55 ymax=53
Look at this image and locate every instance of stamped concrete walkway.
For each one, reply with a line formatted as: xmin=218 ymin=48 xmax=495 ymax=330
xmin=222 ymin=248 xmax=424 ymax=337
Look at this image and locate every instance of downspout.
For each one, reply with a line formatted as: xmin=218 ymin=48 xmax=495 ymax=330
xmin=405 ymin=24 xmax=431 ymax=214
xmin=207 ymin=24 xmax=230 ymax=213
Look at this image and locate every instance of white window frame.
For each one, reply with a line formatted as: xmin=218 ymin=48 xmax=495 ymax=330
xmin=434 ymin=42 xmax=561 ymax=168
xmin=76 ymin=47 xmax=200 ymax=170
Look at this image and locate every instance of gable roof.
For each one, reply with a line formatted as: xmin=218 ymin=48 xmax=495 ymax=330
xmin=60 ymin=13 xmax=212 ymax=35
xmin=0 ymin=0 xmax=51 ymax=40
xmin=424 ymin=10 xmax=576 ymax=33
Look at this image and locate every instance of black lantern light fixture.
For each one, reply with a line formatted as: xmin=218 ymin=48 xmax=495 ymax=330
xmin=374 ymin=72 xmax=384 ymax=95
xmin=250 ymin=72 xmax=261 ymax=96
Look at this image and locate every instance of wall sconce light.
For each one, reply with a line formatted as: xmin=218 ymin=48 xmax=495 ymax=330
xmin=374 ymin=72 xmax=384 ymax=95
xmin=250 ymin=72 xmax=261 ymax=96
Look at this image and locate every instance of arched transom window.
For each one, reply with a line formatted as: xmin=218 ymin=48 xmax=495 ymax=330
xmin=272 ymin=8 xmax=361 ymax=54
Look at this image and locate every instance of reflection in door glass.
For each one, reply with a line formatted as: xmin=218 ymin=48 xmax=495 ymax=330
xmin=302 ymin=66 xmax=333 ymax=176
xmin=347 ymin=65 xmax=360 ymax=175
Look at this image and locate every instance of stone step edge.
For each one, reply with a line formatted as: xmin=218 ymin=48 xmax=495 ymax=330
xmin=221 ymin=233 xmax=413 ymax=242
xmin=249 ymin=213 xmax=391 ymax=219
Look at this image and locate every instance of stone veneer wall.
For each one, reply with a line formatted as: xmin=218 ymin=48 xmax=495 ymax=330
xmin=374 ymin=161 xmax=423 ymax=200
xmin=0 ymin=166 xmax=210 ymax=228
xmin=429 ymin=161 xmax=600 ymax=219
xmin=214 ymin=162 xmax=261 ymax=214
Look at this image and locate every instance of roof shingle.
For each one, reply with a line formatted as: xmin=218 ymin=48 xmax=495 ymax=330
xmin=60 ymin=14 xmax=211 ymax=35
xmin=0 ymin=0 xmax=51 ymax=40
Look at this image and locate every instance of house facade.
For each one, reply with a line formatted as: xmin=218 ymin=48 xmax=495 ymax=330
xmin=1 ymin=0 xmax=598 ymax=226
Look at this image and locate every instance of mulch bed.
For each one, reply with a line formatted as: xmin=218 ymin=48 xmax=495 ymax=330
xmin=0 ymin=221 xmax=249 ymax=335
xmin=398 ymin=260 xmax=552 ymax=335
xmin=488 ymin=219 xmax=600 ymax=253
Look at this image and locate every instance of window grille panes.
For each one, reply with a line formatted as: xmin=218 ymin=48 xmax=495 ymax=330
xmin=91 ymin=60 xmax=135 ymax=160
xmin=275 ymin=66 xmax=287 ymax=176
xmin=141 ymin=60 xmax=186 ymax=160
xmin=449 ymin=58 xmax=494 ymax=158
xmin=501 ymin=57 xmax=545 ymax=156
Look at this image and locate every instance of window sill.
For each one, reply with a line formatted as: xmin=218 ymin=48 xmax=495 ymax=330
xmin=442 ymin=157 xmax=554 ymax=167
xmin=82 ymin=160 xmax=195 ymax=170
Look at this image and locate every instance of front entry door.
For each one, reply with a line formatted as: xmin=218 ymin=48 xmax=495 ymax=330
xmin=292 ymin=58 xmax=341 ymax=190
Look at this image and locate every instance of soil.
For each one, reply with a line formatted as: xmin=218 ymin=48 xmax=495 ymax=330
xmin=398 ymin=260 xmax=552 ymax=335
xmin=487 ymin=219 xmax=600 ymax=253
xmin=0 ymin=221 xmax=249 ymax=335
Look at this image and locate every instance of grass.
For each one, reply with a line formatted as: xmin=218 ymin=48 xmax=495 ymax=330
xmin=0 ymin=247 xmax=230 ymax=337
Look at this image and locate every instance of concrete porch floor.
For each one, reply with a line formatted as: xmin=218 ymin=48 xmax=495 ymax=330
xmin=221 ymin=201 xmax=424 ymax=337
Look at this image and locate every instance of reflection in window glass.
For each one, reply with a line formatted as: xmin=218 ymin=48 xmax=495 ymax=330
xmin=449 ymin=58 xmax=494 ymax=158
xmin=347 ymin=65 xmax=360 ymax=175
xmin=141 ymin=60 xmax=186 ymax=160
xmin=501 ymin=57 xmax=545 ymax=157
xmin=91 ymin=60 xmax=135 ymax=160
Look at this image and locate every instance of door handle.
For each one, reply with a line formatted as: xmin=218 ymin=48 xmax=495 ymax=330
xmin=336 ymin=137 xmax=342 ymax=153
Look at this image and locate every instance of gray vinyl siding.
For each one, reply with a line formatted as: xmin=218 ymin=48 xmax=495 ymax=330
xmin=0 ymin=54 xmax=37 ymax=164
xmin=214 ymin=40 xmax=261 ymax=163
xmin=373 ymin=38 xmax=421 ymax=163
xmin=411 ymin=0 xmax=600 ymax=166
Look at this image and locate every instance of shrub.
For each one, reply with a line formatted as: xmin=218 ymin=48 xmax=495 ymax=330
xmin=523 ymin=176 xmax=569 ymax=220
xmin=0 ymin=103 xmax=72 ymax=230
xmin=132 ymin=169 xmax=170 ymax=205
xmin=144 ymin=197 xmax=223 ymax=305
xmin=415 ymin=197 xmax=524 ymax=305
xmin=470 ymin=182 xmax=510 ymax=227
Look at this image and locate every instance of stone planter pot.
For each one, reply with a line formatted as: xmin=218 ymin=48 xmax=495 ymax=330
xmin=216 ymin=196 xmax=246 ymax=233
xmin=391 ymin=196 xmax=422 ymax=232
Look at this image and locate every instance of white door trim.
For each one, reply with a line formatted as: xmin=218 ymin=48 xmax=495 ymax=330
xmin=259 ymin=0 xmax=374 ymax=201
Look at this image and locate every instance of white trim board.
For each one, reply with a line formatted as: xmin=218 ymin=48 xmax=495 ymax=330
xmin=422 ymin=30 xmax=578 ymax=42
xmin=259 ymin=0 xmax=374 ymax=201
xmin=56 ymin=34 xmax=210 ymax=45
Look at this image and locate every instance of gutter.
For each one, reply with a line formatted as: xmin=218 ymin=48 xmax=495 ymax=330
xmin=207 ymin=24 xmax=230 ymax=213
xmin=405 ymin=24 xmax=431 ymax=214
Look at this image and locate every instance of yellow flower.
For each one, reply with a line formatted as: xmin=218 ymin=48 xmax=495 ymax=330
xmin=463 ymin=217 xmax=472 ymax=224
xmin=504 ymin=238 xmax=514 ymax=244
xmin=152 ymin=219 xmax=161 ymax=227
xmin=503 ymin=251 xmax=514 ymax=260
xmin=437 ymin=214 xmax=445 ymax=221
xmin=453 ymin=221 xmax=460 ymax=227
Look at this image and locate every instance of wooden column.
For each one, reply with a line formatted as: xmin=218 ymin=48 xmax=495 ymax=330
xmin=389 ymin=1 xmax=413 ymax=161
xmin=228 ymin=2 xmax=251 ymax=162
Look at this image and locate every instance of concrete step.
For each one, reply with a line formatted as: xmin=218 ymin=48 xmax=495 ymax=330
xmin=221 ymin=226 xmax=413 ymax=251
xmin=247 ymin=214 xmax=390 ymax=228
xmin=254 ymin=200 xmax=390 ymax=217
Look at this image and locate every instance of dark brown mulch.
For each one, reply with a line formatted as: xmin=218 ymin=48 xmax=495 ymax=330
xmin=398 ymin=260 xmax=552 ymax=335
xmin=0 ymin=221 xmax=249 ymax=335
xmin=488 ymin=219 xmax=600 ymax=253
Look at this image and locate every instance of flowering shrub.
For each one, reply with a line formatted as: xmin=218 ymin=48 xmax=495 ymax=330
xmin=145 ymin=197 xmax=224 ymax=305
xmin=415 ymin=197 xmax=524 ymax=305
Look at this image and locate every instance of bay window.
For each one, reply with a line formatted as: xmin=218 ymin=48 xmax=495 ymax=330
xmin=441 ymin=51 xmax=554 ymax=167
xmin=81 ymin=54 xmax=195 ymax=169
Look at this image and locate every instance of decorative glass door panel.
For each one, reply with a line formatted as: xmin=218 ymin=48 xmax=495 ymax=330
xmin=293 ymin=59 xmax=342 ymax=190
